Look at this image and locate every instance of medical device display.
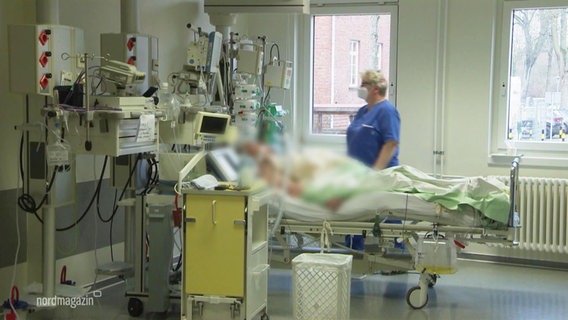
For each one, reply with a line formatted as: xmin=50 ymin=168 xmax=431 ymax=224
xmin=194 ymin=111 xmax=231 ymax=143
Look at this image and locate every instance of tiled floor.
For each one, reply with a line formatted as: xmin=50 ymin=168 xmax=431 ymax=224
xmin=26 ymin=259 xmax=568 ymax=320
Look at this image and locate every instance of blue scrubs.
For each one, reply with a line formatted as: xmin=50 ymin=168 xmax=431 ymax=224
xmin=345 ymin=100 xmax=401 ymax=250
xmin=346 ymin=100 xmax=400 ymax=168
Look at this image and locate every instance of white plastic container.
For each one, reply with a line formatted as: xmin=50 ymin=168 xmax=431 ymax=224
xmin=292 ymin=253 xmax=352 ymax=320
xmin=415 ymin=236 xmax=457 ymax=274
xmin=157 ymin=83 xmax=180 ymax=122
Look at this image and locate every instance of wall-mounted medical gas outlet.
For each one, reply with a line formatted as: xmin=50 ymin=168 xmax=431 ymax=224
xmin=8 ymin=24 xmax=84 ymax=96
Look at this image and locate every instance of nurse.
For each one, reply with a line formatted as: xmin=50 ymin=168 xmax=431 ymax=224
xmin=347 ymin=70 xmax=400 ymax=169
xmin=345 ymin=70 xmax=401 ymax=252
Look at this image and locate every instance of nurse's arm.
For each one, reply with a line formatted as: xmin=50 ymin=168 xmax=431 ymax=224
xmin=372 ymin=140 xmax=398 ymax=170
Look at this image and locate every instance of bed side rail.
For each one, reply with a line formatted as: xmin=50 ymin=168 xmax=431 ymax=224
xmin=508 ymin=156 xmax=521 ymax=228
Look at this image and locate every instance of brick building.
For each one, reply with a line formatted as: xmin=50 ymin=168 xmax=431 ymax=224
xmin=312 ymin=14 xmax=391 ymax=134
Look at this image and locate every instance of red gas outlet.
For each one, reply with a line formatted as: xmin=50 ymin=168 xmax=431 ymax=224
xmin=127 ymin=37 xmax=136 ymax=51
xmin=39 ymin=74 xmax=50 ymax=90
xmin=39 ymin=52 xmax=49 ymax=67
xmin=38 ymin=30 xmax=49 ymax=45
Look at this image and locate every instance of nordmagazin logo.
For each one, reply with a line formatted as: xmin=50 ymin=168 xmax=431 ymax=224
xmin=35 ymin=291 xmax=100 ymax=309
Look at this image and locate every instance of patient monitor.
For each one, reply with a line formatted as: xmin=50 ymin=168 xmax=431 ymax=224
xmin=176 ymin=112 xmax=239 ymax=187
xmin=194 ymin=111 xmax=231 ymax=144
xmin=194 ymin=111 xmax=239 ymax=181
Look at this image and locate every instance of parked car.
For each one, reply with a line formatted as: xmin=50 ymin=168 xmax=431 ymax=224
xmin=545 ymin=118 xmax=568 ymax=139
xmin=519 ymin=120 xmax=534 ymax=139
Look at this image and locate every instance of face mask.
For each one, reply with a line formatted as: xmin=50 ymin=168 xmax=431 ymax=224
xmin=357 ymin=87 xmax=368 ymax=100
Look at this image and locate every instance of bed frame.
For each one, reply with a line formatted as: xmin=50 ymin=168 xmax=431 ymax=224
xmin=269 ymin=157 xmax=521 ymax=309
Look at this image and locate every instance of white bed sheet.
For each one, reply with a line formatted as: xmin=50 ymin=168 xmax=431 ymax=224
xmin=271 ymin=190 xmax=484 ymax=227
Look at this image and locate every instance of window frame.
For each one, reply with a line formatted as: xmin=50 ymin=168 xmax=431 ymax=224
xmin=299 ymin=3 xmax=398 ymax=145
xmin=490 ymin=0 xmax=568 ymax=167
xmin=349 ymin=40 xmax=360 ymax=87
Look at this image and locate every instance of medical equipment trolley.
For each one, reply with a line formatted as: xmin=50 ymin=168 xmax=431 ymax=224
xmin=182 ymin=187 xmax=271 ymax=320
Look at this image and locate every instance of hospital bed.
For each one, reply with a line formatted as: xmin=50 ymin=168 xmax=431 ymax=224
xmin=268 ymin=157 xmax=521 ymax=309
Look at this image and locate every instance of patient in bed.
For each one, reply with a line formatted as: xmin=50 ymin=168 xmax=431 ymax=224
xmin=242 ymin=143 xmax=511 ymax=225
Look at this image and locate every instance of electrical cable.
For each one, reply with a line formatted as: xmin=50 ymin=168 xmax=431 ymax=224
xmin=138 ymin=156 xmax=159 ymax=196
xmin=97 ymin=154 xmax=140 ymax=224
xmin=62 ymin=70 xmax=85 ymax=105
xmin=56 ymin=156 xmax=107 ymax=232
xmin=17 ymin=164 xmax=58 ymax=217
xmin=55 ymin=199 xmax=80 ymax=256
xmin=146 ymin=157 xmax=159 ymax=194
xmin=140 ymin=158 xmax=154 ymax=195
xmin=269 ymin=43 xmax=281 ymax=61
xmin=171 ymin=213 xmax=183 ymax=271
xmin=265 ymin=87 xmax=272 ymax=105
xmin=108 ymin=188 xmax=118 ymax=262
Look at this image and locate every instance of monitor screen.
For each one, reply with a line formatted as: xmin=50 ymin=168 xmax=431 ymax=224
xmin=200 ymin=115 xmax=229 ymax=135
xmin=195 ymin=111 xmax=231 ymax=141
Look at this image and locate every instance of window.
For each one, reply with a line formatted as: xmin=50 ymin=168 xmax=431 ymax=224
xmin=349 ymin=40 xmax=360 ymax=87
xmin=301 ymin=4 xmax=398 ymax=140
xmin=508 ymin=6 xmax=568 ymax=142
xmin=492 ymin=0 xmax=568 ymax=165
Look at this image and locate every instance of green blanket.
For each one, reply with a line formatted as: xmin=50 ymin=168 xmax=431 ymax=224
xmin=301 ymin=162 xmax=511 ymax=225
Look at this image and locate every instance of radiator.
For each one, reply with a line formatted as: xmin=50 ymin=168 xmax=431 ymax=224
xmin=517 ymin=178 xmax=568 ymax=253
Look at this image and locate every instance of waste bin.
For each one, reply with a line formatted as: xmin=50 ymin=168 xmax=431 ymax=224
xmin=292 ymin=253 xmax=352 ymax=320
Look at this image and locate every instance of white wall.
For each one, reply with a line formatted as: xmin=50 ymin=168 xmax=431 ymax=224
xmin=0 ymin=0 xmax=36 ymax=297
xmin=397 ymin=0 xmax=440 ymax=173
xmin=398 ymin=0 xmax=568 ymax=179
xmin=0 ymin=0 xmax=35 ymax=192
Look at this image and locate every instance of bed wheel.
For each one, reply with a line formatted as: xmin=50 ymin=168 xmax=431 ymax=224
xmin=406 ymin=286 xmax=428 ymax=309
xmin=427 ymin=274 xmax=438 ymax=288
xmin=127 ymin=297 xmax=144 ymax=317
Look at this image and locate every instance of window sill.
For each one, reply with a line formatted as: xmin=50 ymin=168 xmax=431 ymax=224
xmin=488 ymin=153 xmax=568 ymax=168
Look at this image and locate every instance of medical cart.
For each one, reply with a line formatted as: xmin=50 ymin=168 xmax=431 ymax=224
xmin=182 ymin=188 xmax=271 ymax=320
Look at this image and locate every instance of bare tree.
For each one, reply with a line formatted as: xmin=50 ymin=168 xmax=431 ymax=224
xmin=514 ymin=10 xmax=549 ymax=102
xmin=371 ymin=15 xmax=381 ymax=70
xmin=550 ymin=9 xmax=568 ymax=109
